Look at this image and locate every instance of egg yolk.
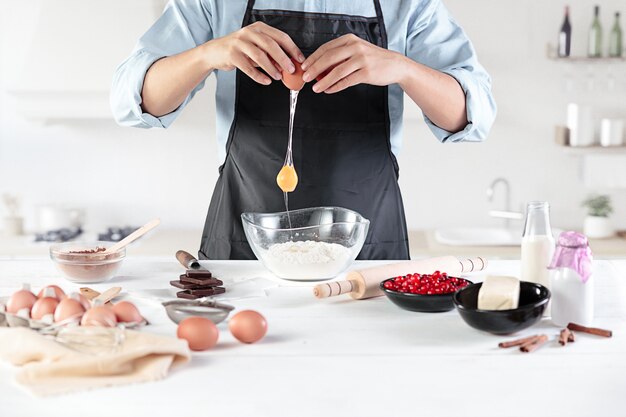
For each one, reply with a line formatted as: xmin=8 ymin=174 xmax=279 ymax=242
xmin=276 ymin=164 xmax=298 ymax=192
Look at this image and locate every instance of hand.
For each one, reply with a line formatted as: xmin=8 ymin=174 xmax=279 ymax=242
xmin=301 ymin=34 xmax=408 ymax=94
xmin=204 ymin=21 xmax=304 ymax=85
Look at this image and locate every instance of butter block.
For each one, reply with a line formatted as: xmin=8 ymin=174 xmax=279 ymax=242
xmin=477 ymin=275 xmax=520 ymax=310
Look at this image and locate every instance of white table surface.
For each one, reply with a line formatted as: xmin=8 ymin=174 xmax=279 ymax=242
xmin=1 ymin=258 xmax=625 ymax=417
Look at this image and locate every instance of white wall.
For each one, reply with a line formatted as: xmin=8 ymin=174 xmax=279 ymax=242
xmin=1 ymin=0 xmax=626 ymax=235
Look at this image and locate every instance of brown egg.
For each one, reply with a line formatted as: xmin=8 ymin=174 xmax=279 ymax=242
xmin=80 ymin=306 xmax=117 ymax=327
xmin=276 ymin=164 xmax=298 ymax=192
xmin=177 ymin=317 xmax=219 ymax=351
xmin=229 ymin=310 xmax=267 ymax=344
xmin=54 ymin=298 xmax=86 ymax=322
xmin=282 ymin=59 xmax=305 ymax=91
xmin=112 ymin=301 xmax=143 ymax=324
xmin=31 ymin=297 xmax=60 ymax=320
xmin=37 ymin=285 xmax=66 ymax=300
xmin=71 ymin=293 xmax=91 ymax=311
xmin=6 ymin=288 xmax=37 ymax=314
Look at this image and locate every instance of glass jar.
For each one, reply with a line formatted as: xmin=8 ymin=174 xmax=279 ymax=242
xmin=549 ymin=231 xmax=594 ymax=326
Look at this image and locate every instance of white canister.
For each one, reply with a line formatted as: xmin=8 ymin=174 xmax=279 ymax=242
xmin=549 ymin=231 xmax=594 ymax=327
xmin=36 ymin=206 xmax=85 ymax=232
xmin=600 ymin=119 xmax=625 ymax=147
xmin=567 ymin=104 xmax=595 ymax=147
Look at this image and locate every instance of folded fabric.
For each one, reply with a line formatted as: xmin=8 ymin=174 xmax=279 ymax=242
xmin=0 ymin=327 xmax=190 ymax=397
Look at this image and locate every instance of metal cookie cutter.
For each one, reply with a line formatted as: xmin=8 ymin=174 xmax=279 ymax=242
xmin=162 ymin=298 xmax=235 ymax=324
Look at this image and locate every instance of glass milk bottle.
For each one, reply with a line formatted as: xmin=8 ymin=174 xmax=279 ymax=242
xmin=521 ymin=202 xmax=555 ymax=289
xmin=549 ymin=232 xmax=594 ymax=326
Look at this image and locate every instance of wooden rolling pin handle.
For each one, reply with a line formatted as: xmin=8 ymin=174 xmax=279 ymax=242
xmin=313 ymin=280 xmax=357 ymax=299
xmin=176 ymin=250 xmax=200 ymax=270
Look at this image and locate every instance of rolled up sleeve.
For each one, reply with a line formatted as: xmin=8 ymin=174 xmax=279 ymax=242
xmin=405 ymin=0 xmax=496 ymax=143
xmin=110 ymin=0 xmax=213 ymax=128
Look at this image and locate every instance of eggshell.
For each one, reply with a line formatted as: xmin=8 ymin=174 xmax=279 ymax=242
xmin=31 ymin=297 xmax=60 ymax=321
xmin=276 ymin=164 xmax=298 ymax=192
xmin=6 ymin=289 xmax=38 ymax=314
xmin=54 ymin=298 xmax=86 ymax=323
xmin=112 ymin=301 xmax=143 ymax=324
xmin=228 ymin=310 xmax=267 ymax=344
xmin=282 ymin=60 xmax=305 ymax=91
xmin=80 ymin=306 xmax=117 ymax=327
xmin=177 ymin=317 xmax=219 ymax=351
xmin=37 ymin=285 xmax=66 ymax=300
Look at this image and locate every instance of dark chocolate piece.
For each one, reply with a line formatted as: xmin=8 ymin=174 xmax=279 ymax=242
xmin=185 ymin=269 xmax=213 ymax=278
xmin=180 ymin=273 xmax=219 ymax=285
xmin=170 ymin=279 xmax=224 ymax=290
xmin=176 ymin=287 xmax=226 ymax=299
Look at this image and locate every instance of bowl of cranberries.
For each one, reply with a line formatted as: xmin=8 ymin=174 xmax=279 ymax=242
xmin=380 ymin=271 xmax=472 ymax=313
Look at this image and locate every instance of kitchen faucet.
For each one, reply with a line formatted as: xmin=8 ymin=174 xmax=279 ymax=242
xmin=486 ymin=178 xmax=523 ymax=229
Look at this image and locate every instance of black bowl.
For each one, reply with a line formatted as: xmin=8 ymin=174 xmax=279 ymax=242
xmin=453 ymin=281 xmax=551 ymax=335
xmin=380 ymin=277 xmax=473 ymax=313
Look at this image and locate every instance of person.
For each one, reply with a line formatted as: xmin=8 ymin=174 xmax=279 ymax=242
xmin=111 ymin=0 xmax=496 ymax=260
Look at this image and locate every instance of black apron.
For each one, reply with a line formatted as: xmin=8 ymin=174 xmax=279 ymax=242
xmin=199 ymin=0 xmax=410 ymax=260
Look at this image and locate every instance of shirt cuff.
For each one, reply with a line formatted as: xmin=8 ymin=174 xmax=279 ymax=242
xmin=129 ymin=50 xmax=179 ymax=129
xmin=423 ymin=68 xmax=484 ymax=143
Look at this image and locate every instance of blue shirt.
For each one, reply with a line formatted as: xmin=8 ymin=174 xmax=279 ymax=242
xmin=111 ymin=0 xmax=496 ymax=163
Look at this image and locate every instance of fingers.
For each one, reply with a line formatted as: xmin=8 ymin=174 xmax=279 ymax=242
xmin=303 ymin=46 xmax=354 ymax=83
xmin=252 ymin=33 xmax=295 ymax=74
xmin=239 ymin=41 xmax=282 ymax=80
xmin=233 ymin=54 xmax=272 ymax=85
xmin=256 ymin=24 xmax=305 ymax=64
xmin=301 ymin=34 xmax=353 ymax=71
xmin=311 ymin=58 xmax=362 ymax=93
xmin=323 ymin=69 xmax=366 ymax=94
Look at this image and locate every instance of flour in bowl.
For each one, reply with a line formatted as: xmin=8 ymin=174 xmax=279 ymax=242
xmin=262 ymin=240 xmax=352 ymax=280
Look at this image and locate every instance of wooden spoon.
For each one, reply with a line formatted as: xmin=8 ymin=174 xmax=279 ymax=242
xmin=80 ymin=287 xmax=122 ymax=305
xmin=103 ymin=218 xmax=160 ymax=254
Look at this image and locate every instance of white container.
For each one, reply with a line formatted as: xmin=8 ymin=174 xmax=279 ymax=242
xmin=36 ymin=206 xmax=84 ymax=232
xmin=583 ymin=215 xmax=614 ymax=239
xmin=600 ymin=119 xmax=625 ymax=147
xmin=567 ymin=104 xmax=595 ymax=147
xmin=2 ymin=216 xmax=24 ymax=236
xmin=551 ymin=267 xmax=594 ymax=326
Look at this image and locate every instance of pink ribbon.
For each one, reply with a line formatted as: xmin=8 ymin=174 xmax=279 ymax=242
xmin=549 ymin=231 xmax=593 ymax=283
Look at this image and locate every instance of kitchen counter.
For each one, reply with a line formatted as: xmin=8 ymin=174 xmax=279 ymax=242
xmin=1 ymin=258 xmax=625 ymax=417
xmin=2 ymin=229 xmax=625 ymax=259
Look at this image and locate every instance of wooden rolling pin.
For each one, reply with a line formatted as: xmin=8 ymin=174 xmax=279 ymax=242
xmin=313 ymin=256 xmax=487 ymax=300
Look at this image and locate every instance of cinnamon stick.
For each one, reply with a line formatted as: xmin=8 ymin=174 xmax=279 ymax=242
xmin=498 ymin=335 xmax=540 ymax=348
xmin=567 ymin=323 xmax=612 ymax=338
xmin=559 ymin=328 xmax=572 ymax=346
xmin=520 ymin=334 xmax=548 ymax=353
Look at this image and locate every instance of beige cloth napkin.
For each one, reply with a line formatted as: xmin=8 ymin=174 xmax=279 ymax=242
xmin=0 ymin=327 xmax=190 ymax=397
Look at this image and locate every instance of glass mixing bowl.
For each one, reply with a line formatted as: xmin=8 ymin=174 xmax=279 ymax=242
xmin=241 ymin=207 xmax=369 ymax=281
xmin=50 ymin=241 xmax=125 ymax=283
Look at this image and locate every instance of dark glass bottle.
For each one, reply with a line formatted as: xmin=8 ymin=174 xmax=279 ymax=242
xmin=558 ymin=6 xmax=572 ymax=57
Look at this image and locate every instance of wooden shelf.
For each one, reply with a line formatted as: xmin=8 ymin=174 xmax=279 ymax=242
xmin=561 ymin=145 xmax=626 ymax=155
xmin=546 ymin=44 xmax=625 ymax=62
xmin=549 ymin=56 xmax=626 ymax=63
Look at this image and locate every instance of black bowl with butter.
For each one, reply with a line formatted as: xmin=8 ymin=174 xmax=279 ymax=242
xmin=453 ymin=281 xmax=550 ymax=335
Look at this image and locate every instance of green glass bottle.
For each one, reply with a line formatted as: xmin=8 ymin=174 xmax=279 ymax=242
xmin=588 ymin=5 xmax=603 ymax=57
xmin=609 ymin=12 xmax=623 ymax=57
